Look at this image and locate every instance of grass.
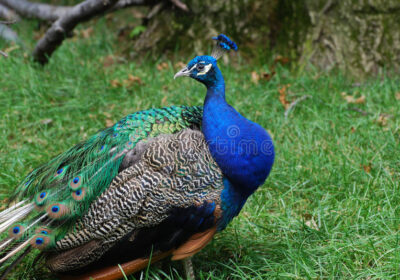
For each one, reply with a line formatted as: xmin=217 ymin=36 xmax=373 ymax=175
xmin=1 ymin=15 xmax=400 ymax=280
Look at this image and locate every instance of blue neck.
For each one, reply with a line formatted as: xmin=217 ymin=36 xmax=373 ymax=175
xmin=201 ymin=67 xmax=274 ymax=198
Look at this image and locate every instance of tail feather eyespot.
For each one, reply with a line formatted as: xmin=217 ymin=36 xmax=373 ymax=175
xmin=71 ymin=188 xmax=86 ymax=201
xmin=8 ymin=224 xmax=25 ymax=239
xmin=34 ymin=227 xmax=52 ymax=235
xmin=35 ymin=191 xmax=49 ymax=206
xmin=54 ymin=166 xmax=68 ymax=178
xmin=47 ymin=203 xmax=70 ymax=219
xmin=30 ymin=235 xmax=52 ymax=250
xmin=69 ymin=175 xmax=82 ymax=190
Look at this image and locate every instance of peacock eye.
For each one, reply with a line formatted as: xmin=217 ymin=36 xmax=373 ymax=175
xmin=196 ymin=64 xmax=205 ymax=71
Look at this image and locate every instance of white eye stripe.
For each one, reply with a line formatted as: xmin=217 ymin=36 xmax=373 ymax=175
xmin=196 ymin=64 xmax=212 ymax=76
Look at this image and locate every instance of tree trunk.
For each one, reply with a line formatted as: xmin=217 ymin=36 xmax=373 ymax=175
xmin=302 ymin=0 xmax=400 ymax=76
xmin=131 ymin=0 xmax=310 ymax=63
xmin=132 ymin=0 xmax=400 ymax=76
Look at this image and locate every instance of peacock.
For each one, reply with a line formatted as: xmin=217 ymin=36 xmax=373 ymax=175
xmin=0 ymin=34 xmax=274 ymax=280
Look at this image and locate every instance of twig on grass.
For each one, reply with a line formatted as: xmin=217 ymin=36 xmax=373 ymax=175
xmin=284 ymin=95 xmax=312 ymax=119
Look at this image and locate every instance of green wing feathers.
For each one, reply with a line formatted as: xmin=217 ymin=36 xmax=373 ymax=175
xmin=0 ymin=106 xmax=203 ymax=262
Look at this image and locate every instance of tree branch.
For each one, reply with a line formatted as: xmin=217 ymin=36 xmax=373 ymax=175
xmin=0 ymin=3 xmax=19 ymax=21
xmin=113 ymin=0 xmax=152 ymax=10
xmin=0 ymin=22 xmax=18 ymax=42
xmin=0 ymin=0 xmax=154 ymax=22
xmin=284 ymin=95 xmax=312 ymax=119
xmin=0 ymin=0 xmax=70 ymax=22
xmin=33 ymin=0 xmax=121 ymax=64
xmin=169 ymin=0 xmax=188 ymax=12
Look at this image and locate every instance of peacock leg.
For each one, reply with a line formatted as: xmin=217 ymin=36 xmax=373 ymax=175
xmin=182 ymin=257 xmax=195 ymax=280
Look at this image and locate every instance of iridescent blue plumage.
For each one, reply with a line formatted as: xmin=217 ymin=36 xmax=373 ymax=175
xmin=176 ymin=34 xmax=275 ymax=230
xmin=212 ymin=34 xmax=238 ymax=51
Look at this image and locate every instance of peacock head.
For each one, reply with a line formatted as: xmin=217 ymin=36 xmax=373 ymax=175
xmin=174 ymin=34 xmax=237 ymax=87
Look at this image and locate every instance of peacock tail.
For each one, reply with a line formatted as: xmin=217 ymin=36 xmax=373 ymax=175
xmin=0 ymin=106 xmax=208 ymax=268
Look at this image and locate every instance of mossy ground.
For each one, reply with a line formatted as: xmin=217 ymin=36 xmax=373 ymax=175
xmin=1 ymin=16 xmax=400 ymax=280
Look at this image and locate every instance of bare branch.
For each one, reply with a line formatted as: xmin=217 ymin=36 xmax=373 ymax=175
xmin=347 ymin=107 xmax=372 ymax=116
xmin=169 ymin=0 xmax=188 ymax=12
xmin=0 ymin=50 xmax=8 ymax=57
xmin=0 ymin=0 xmax=70 ymax=21
xmin=113 ymin=0 xmax=152 ymax=10
xmin=284 ymin=95 xmax=312 ymax=119
xmin=0 ymin=3 xmax=19 ymax=21
xmin=0 ymin=22 xmax=18 ymax=42
xmin=33 ymin=0 xmax=120 ymax=64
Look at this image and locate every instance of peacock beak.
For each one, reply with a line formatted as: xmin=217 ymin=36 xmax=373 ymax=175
xmin=174 ymin=67 xmax=191 ymax=79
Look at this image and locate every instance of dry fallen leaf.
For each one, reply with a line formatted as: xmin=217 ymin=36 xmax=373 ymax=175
xmin=123 ymin=74 xmax=143 ymax=87
xmin=377 ymin=114 xmax=388 ymax=126
xmin=105 ymin=119 xmax=114 ymax=127
xmin=363 ymin=165 xmax=372 ymax=173
xmin=261 ymin=71 xmax=276 ymax=81
xmin=395 ymin=92 xmax=400 ymax=100
xmin=278 ymin=85 xmax=291 ymax=109
xmin=305 ymin=217 xmax=319 ymax=231
xmin=110 ymin=79 xmax=121 ymax=88
xmin=81 ymin=27 xmax=94 ymax=38
xmin=354 ymin=95 xmax=366 ymax=104
xmin=161 ymin=95 xmax=168 ymax=106
xmin=157 ymin=62 xmax=169 ymax=71
xmin=351 ymin=127 xmax=356 ymax=133
xmin=251 ymin=71 xmax=260 ymax=84
xmin=0 ymin=199 xmax=9 ymax=211
xmin=341 ymin=92 xmax=366 ymax=104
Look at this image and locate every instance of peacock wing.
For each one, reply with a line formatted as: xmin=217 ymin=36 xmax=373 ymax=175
xmin=0 ymin=106 xmax=202 ymax=270
xmin=45 ymin=129 xmax=225 ymax=278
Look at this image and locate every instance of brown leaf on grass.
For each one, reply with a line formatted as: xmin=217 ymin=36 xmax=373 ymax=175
xmin=0 ymin=198 xmax=9 ymax=211
xmin=363 ymin=165 xmax=372 ymax=173
xmin=395 ymin=92 xmax=400 ymax=100
xmin=354 ymin=95 xmax=366 ymax=104
xmin=278 ymin=85 xmax=291 ymax=109
xmin=341 ymin=92 xmax=366 ymax=104
xmin=80 ymin=27 xmax=94 ymax=38
xmin=274 ymin=55 xmax=290 ymax=65
xmin=161 ymin=95 xmax=168 ymax=106
xmin=157 ymin=62 xmax=169 ymax=71
xmin=377 ymin=114 xmax=388 ymax=126
xmin=123 ymin=74 xmax=143 ymax=87
xmin=110 ymin=79 xmax=121 ymax=88
xmin=350 ymin=127 xmax=356 ymax=133
xmin=102 ymin=55 xmax=115 ymax=68
xmin=251 ymin=71 xmax=260 ymax=84
xmin=305 ymin=217 xmax=319 ymax=231
xmin=251 ymin=71 xmax=275 ymax=84
xmin=261 ymin=71 xmax=276 ymax=81
xmin=105 ymin=119 xmax=114 ymax=127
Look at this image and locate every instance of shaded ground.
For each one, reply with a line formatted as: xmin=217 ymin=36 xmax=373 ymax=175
xmin=1 ymin=17 xmax=400 ymax=280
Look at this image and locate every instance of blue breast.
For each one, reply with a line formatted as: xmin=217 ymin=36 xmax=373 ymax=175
xmin=201 ymin=66 xmax=275 ymax=229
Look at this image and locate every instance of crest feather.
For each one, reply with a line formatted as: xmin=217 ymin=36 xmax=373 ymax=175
xmin=211 ymin=34 xmax=238 ymax=60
